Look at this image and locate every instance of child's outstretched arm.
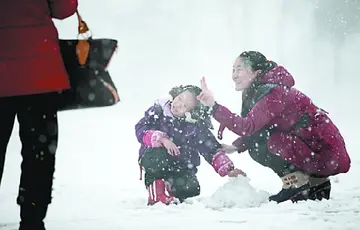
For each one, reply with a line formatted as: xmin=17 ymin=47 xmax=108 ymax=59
xmin=195 ymin=126 xmax=245 ymax=177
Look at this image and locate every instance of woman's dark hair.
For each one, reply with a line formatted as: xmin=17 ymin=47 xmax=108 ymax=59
xmin=169 ymin=85 xmax=213 ymax=129
xmin=239 ymin=51 xmax=277 ymax=77
xmin=239 ymin=51 xmax=278 ymax=115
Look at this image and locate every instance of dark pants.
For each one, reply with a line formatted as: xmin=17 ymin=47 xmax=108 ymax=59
xmin=248 ymin=142 xmax=331 ymax=202
xmin=139 ymin=148 xmax=200 ymax=202
xmin=0 ymin=93 xmax=58 ymax=228
xmin=248 ymin=143 xmax=298 ymax=177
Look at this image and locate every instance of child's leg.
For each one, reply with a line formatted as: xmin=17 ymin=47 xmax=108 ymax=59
xmin=139 ymin=148 xmax=181 ymax=205
xmin=166 ymin=169 xmax=200 ymax=203
xmin=139 ymin=148 xmax=182 ymax=187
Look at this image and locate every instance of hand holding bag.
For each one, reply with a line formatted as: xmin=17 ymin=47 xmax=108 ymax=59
xmin=57 ymin=10 xmax=120 ymax=111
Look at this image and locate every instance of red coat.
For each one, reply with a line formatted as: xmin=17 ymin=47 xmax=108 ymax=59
xmin=213 ymin=66 xmax=351 ymax=177
xmin=0 ymin=0 xmax=78 ymax=98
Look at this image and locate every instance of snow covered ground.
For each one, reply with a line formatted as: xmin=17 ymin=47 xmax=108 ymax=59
xmin=1 ymin=0 xmax=359 ymax=229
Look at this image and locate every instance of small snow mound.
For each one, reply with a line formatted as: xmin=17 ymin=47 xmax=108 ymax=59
xmin=199 ymin=176 xmax=270 ymax=209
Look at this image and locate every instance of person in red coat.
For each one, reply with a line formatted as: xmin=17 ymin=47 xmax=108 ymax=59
xmin=197 ymin=51 xmax=351 ymax=204
xmin=0 ymin=1 xmax=78 ymax=229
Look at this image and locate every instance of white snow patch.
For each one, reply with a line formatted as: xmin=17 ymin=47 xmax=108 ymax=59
xmin=198 ymin=176 xmax=270 ymax=209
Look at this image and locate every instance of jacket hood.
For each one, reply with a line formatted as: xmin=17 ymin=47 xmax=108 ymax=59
xmin=260 ymin=66 xmax=295 ymax=87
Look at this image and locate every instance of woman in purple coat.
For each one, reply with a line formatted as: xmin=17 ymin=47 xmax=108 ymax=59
xmin=135 ymin=85 xmax=244 ymax=205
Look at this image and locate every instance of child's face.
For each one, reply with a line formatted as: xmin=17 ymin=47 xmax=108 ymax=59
xmin=171 ymin=90 xmax=197 ymax=117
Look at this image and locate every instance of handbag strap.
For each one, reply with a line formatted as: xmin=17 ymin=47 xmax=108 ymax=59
xmin=75 ymin=10 xmax=91 ymax=65
xmin=76 ymin=10 xmax=90 ymax=34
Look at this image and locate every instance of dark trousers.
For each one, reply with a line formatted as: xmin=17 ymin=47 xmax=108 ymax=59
xmin=248 ymin=143 xmax=298 ymax=177
xmin=0 ymin=93 xmax=58 ymax=226
xmin=248 ymin=141 xmax=331 ymax=201
xmin=139 ymin=148 xmax=200 ymax=202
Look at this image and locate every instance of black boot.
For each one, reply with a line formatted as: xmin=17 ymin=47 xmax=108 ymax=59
xmin=309 ymin=180 xmax=331 ymax=200
xmin=18 ymin=203 xmax=48 ymax=230
xmin=269 ymin=171 xmax=311 ymax=203
xmin=291 ymin=178 xmax=331 ymax=202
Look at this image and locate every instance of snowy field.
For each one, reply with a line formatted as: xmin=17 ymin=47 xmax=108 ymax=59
xmin=1 ymin=0 xmax=359 ymax=229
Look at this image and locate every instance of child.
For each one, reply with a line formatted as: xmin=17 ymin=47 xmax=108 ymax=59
xmin=135 ymin=85 xmax=245 ymax=205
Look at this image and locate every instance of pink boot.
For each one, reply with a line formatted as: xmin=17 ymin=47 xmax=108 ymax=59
xmin=147 ymin=179 xmax=177 ymax=205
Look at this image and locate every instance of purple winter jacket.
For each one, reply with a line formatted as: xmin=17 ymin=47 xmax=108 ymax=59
xmin=135 ymin=98 xmax=223 ymax=172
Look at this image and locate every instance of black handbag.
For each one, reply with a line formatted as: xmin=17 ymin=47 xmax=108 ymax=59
xmin=57 ymin=11 xmax=120 ymax=111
